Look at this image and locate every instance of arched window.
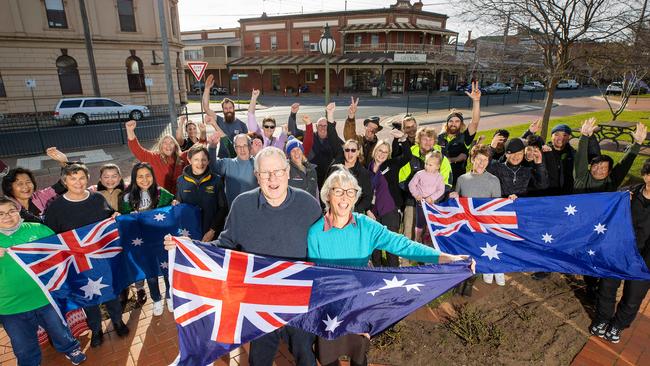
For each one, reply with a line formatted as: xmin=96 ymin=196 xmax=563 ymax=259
xmin=56 ymin=55 xmax=82 ymax=95
xmin=126 ymin=55 xmax=146 ymax=92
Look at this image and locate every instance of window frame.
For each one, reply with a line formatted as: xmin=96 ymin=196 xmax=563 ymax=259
xmin=270 ymin=35 xmax=277 ymax=50
xmin=117 ymin=0 xmax=137 ymax=33
xmin=44 ymin=0 xmax=68 ymax=29
xmin=126 ymin=55 xmax=146 ymax=92
xmin=254 ymin=35 xmax=261 ymax=50
xmin=305 ymin=70 xmax=317 ymax=83
xmin=56 ymin=55 xmax=83 ymax=95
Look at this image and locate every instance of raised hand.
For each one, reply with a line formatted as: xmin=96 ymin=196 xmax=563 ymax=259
xmin=580 ymin=117 xmax=597 ymax=137
xmin=528 ymin=118 xmax=541 ymax=134
xmin=198 ymin=120 xmax=206 ymax=134
xmin=290 ymin=102 xmax=300 ymax=114
xmin=348 ymin=96 xmax=359 ymax=119
xmin=46 ymin=147 xmax=68 ymax=165
xmin=125 ymin=120 xmax=137 ymax=132
xmin=465 ymin=80 xmax=481 ymax=102
xmin=633 ymin=122 xmax=647 ymax=145
xmin=490 ymin=134 xmax=506 ymax=149
xmin=205 ymin=74 xmax=214 ymax=89
xmin=251 ymin=89 xmax=260 ymax=99
xmin=389 ymin=128 xmax=406 ymax=140
xmin=302 ymin=115 xmax=312 ymax=125
xmin=541 ymin=145 xmax=552 ymax=153
xmin=532 ymin=148 xmax=543 ymax=164
xmin=326 ymin=102 xmax=336 ymax=113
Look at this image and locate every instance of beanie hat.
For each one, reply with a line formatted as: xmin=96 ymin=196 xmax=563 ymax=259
xmin=505 ymin=138 xmax=525 ymax=153
xmin=526 ymin=135 xmax=545 ymax=149
xmin=285 ymin=137 xmax=304 ymax=155
xmin=551 ymin=124 xmax=572 ymax=135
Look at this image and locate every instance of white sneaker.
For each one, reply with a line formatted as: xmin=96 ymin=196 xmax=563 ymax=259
xmin=483 ymin=274 xmax=494 ymax=284
xmin=495 ymin=273 xmax=506 ymax=286
xmin=152 ymin=300 xmax=164 ymax=316
xmin=166 ymin=297 xmax=173 ymax=313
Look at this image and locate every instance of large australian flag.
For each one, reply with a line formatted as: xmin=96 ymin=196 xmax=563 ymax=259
xmin=423 ymin=192 xmax=650 ymax=280
xmin=8 ymin=204 xmax=202 ymax=313
xmin=169 ymin=237 xmax=472 ymax=365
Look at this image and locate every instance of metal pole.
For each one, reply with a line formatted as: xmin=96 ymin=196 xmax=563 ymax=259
xmin=237 ymin=77 xmax=240 ymax=110
xmin=406 ymin=90 xmax=410 ymax=115
xmin=325 ymin=57 xmax=330 ymax=104
xmin=200 ymin=73 xmax=205 ymax=123
xmin=426 ymin=86 xmax=430 ymax=113
xmin=30 ymin=88 xmax=46 ymax=152
xmin=79 ymin=0 xmax=100 ymax=96
xmin=157 ymin=0 xmax=177 ymax=128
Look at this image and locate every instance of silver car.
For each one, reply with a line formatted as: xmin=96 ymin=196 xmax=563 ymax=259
xmin=53 ymin=97 xmax=150 ymax=125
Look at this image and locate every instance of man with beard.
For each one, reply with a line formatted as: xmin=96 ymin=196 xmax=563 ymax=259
xmin=288 ymin=102 xmax=344 ymax=189
xmin=202 ymin=74 xmax=248 ymax=157
xmin=437 ymin=81 xmax=482 ymax=186
xmin=391 ymin=115 xmax=418 ymax=159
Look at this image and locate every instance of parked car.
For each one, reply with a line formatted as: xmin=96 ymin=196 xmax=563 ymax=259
xmin=53 ymin=98 xmax=150 ymax=125
xmin=557 ymin=79 xmax=579 ymax=89
xmin=485 ymin=82 xmax=512 ymax=94
xmin=191 ymin=81 xmax=229 ymax=95
xmin=605 ymin=82 xmax=623 ymax=95
xmin=522 ymin=81 xmax=545 ymax=91
xmin=455 ymin=83 xmax=487 ymax=95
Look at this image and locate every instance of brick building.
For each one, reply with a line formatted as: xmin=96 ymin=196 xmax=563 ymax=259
xmin=0 ymin=0 xmax=185 ymax=114
xmin=182 ymin=0 xmax=465 ymax=96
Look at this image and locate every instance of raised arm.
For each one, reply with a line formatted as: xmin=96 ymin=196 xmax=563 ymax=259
xmin=303 ymin=115 xmax=314 ymax=156
xmin=287 ymin=103 xmax=303 ymax=137
xmin=175 ymin=116 xmax=187 ymax=145
xmin=609 ymin=123 xmax=645 ymax=187
xmin=202 ymin=74 xmax=217 ymax=119
xmin=574 ymin=118 xmax=597 ymax=179
xmin=125 ymin=120 xmax=157 ymax=163
xmin=465 ymin=80 xmax=482 ymax=136
xmin=246 ymin=89 xmax=261 ymax=134
xmin=343 ymin=97 xmax=359 ymax=141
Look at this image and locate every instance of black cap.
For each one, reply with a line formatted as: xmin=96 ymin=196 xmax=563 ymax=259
xmin=505 ymin=138 xmax=525 ymax=153
xmin=363 ymin=116 xmax=383 ymax=131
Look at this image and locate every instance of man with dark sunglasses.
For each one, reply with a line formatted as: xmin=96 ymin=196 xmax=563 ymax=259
xmin=246 ymin=89 xmax=287 ymax=149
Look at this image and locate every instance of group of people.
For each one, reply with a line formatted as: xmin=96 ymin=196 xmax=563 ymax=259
xmin=0 ymin=77 xmax=648 ymax=365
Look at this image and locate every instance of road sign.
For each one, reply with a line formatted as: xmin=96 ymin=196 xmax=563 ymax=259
xmin=238 ymin=73 xmax=248 ymax=78
xmin=232 ymin=74 xmax=239 ymax=80
xmin=145 ymin=77 xmax=154 ymax=87
xmin=25 ymin=79 xmax=36 ymax=89
xmin=187 ymin=61 xmax=208 ymax=81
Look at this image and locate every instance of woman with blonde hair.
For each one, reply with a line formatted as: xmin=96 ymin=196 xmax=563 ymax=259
xmin=328 ymin=139 xmax=374 ymax=217
xmin=125 ymin=119 xmax=188 ymax=194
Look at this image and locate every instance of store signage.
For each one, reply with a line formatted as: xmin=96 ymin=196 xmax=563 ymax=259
xmin=393 ymin=54 xmax=427 ymax=63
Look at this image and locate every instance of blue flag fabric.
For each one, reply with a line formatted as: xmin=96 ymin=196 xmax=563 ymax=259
xmin=169 ymin=238 xmax=472 ymax=365
xmin=8 ymin=204 xmax=202 ymax=313
xmin=423 ymin=192 xmax=650 ymax=280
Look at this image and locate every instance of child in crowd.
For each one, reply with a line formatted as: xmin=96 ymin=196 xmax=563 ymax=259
xmin=408 ymin=151 xmax=446 ymax=243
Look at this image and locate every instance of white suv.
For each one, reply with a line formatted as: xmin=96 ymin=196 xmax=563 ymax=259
xmin=557 ymin=79 xmax=579 ymax=89
xmin=53 ymin=98 xmax=150 ymax=125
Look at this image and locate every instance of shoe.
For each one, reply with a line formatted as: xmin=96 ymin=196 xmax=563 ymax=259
xmin=90 ymin=330 xmax=104 ymax=348
xmin=531 ymin=272 xmax=550 ymax=280
xmin=604 ymin=325 xmax=621 ymax=343
xmin=589 ymin=320 xmax=608 ymax=337
xmin=494 ymin=273 xmax=506 ymax=286
xmin=153 ymin=300 xmax=164 ymax=316
xmin=483 ymin=274 xmax=494 ymax=284
xmin=115 ymin=321 xmax=130 ymax=338
xmin=166 ymin=297 xmax=173 ymax=313
xmin=65 ymin=348 xmax=87 ymax=365
xmin=136 ymin=289 xmax=147 ymax=306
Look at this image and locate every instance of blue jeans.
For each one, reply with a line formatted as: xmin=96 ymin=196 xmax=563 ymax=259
xmin=0 ymin=304 xmax=80 ymax=366
xmin=146 ymin=274 xmax=170 ymax=302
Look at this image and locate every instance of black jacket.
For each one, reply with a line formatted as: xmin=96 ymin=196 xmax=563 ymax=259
xmin=176 ymin=165 xmax=228 ymax=235
xmin=328 ymin=160 xmax=373 ymax=214
xmin=487 ymin=160 xmax=549 ymax=197
xmin=630 ymin=184 xmax=650 ymax=268
xmin=288 ymin=160 xmax=319 ymax=200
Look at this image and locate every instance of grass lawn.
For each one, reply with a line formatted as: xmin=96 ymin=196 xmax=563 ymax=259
xmin=475 ymin=110 xmax=650 ymax=184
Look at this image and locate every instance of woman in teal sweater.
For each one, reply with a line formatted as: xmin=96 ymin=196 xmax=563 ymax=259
xmin=0 ymin=197 xmax=86 ymax=365
xmin=307 ymin=169 xmax=473 ymax=366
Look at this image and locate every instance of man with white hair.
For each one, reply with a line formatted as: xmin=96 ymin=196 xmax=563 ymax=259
xmin=165 ymin=146 xmax=322 ymax=366
xmin=208 ymin=133 xmax=257 ymax=206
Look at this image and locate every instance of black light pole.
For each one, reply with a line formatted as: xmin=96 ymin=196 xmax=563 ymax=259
xmin=318 ymin=24 xmax=336 ymax=105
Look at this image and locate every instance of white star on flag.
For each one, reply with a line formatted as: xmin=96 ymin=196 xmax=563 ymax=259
xmin=366 ymin=290 xmax=380 ymax=296
xmin=379 ymin=276 xmax=408 ymax=290
xmin=564 ymin=205 xmax=577 ymax=216
xmin=322 ymin=314 xmax=343 ymax=332
xmin=587 ymin=249 xmax=596 ymax=256
xmin=594 ymin=223 xmax=607 ymax=234
xmin=131 ymin=238 xmax=143 ymax=246
xmin=160 ymin=261 xmax=168 ymax=269
xmin=541 ymin=233 xmax=554 ymax=244
xmin=480 ymin=243 xmax=502 ymax=260
xmin=80 ymin=277 xmax=109 ymax=299
xmin=178 ymin=228 xmax=191 ymax=237
xmin=404 ymin=283 xmax=424 ymax=292
xmin=153 ymin=213 xmax=166 ymax=222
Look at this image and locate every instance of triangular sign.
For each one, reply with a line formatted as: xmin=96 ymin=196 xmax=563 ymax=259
xmin=187 ymin=61 xmax=208 ymax=81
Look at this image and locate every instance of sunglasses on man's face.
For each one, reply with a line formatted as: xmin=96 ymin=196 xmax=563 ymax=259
xmin=263 ymin=124 xmax=276 ymax=129
xmin=344 ymin=148 xmax=357 ymax=153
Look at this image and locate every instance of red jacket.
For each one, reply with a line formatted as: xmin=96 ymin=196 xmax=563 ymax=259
xmin=127 ymin=138 xmax=188 ymax=194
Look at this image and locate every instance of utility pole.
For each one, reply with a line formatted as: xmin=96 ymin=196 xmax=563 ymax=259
xmin=157 ymin=0 xmax=177 ymax=128
xmin=79 ymin=0 xmax=100 ymax=96
xmin=500 ymin=12 xmax=511 ymax=83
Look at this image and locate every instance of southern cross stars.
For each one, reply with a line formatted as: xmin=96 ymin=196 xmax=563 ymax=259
xmin=153 ymin=213 xmax=166 ymax=222
xmin=480 ymin=243 xmax=502 ymax=260
xmin=541 ymin=233 xmax=554 ymax=244
xmin=594 ymin=223 xmax=607 ymax=234
xmin=160 ymin=261 xmax=169 ymax=269
xmin=564 ymin=204 xmax=577 ymax=216
xmin=178 ymin=228 xmax=191 ymax=237
xmin=587 ymin=249 xmax=596 ymax=256
xmin=80 ymin=277 xmax=109 ymax=299
xmin=131 ymin=238 xmax=143 ymax=246
xmin=366 ymin=276 xmax=425 ymax=296
xmin=323 ymin=314 xmax=343 ymax=332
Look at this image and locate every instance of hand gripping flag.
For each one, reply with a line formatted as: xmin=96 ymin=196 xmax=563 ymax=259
xmin=169 ymin=237 xmax=472 ymax=365
xmin=8 ymin=204 xmax=202 ymax=313
xmin=423 ymin=192 xmax=650 ymax=280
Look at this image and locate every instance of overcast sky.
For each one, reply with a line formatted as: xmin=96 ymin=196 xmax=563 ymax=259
xmin=178 ymin=0 xmax=500 ymax=41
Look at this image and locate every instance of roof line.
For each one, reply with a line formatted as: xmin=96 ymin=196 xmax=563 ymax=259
xmin=238 ymin=9 xmax=448 ymax=23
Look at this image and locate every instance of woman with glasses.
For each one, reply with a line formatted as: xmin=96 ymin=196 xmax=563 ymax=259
xmin=329 ymin=140 xmax=374 ymax=218
xmin=246 ymin=89 xmax=287 ymax=148
xmin=367 ymin=129 xmax=413 ymax=267
xmin=307 ymin=169 xmax=473 ymax=366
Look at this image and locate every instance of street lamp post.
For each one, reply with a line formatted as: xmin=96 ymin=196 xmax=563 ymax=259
xmin=318 ymin=24 xmax=336 ymax=105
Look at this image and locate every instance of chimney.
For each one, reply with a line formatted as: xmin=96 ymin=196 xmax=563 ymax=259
xmin=467 ymin=30 xmax=472 ymax=42
xmin=413 ymin=1 xmax=424 ymax=11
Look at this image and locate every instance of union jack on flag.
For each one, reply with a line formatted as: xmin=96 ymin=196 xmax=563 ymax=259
xmin=11 ymin=218 xmax=122 ymax=292
xmin=170 ymin=237 xmax=313 ymax=345
xmin=425 ymin=197 xmax=523 ymax=241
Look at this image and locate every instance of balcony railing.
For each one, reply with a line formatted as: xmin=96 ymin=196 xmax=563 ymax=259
xmin=344 ymin=43 xmax=456 ymax=55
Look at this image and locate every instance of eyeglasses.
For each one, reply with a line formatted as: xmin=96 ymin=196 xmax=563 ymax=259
xmin=376 ymin=149 xmax=389 ymax=155
xmin=234 ymin=144 xmax=249 ymax=149
xmin=257 ymin=168 xmax=287 ymax=180
xmin=263 ymin=125 xmax=276 ymax=129
xmin=344 ymin=148 xmax=357 ymax=153
xmin=0 ymin=209 xmax=20 ymax=219
xmin=316 ymin=124 xmax=328 ymax=128
xmin=331 ymin=188 xmax=358 ymax=198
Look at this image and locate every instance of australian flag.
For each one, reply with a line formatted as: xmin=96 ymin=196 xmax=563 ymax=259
xmin=423 ymin=192 xmax=650 ymax=280
xmin=8 ymin=204 xmax=202 ymax=313
xmin=169 ymin=237 xmax=472 ymax=365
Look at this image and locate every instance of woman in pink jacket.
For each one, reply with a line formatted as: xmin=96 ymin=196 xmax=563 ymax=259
xmin=408 ymin=151 xmax=446 ymax=243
